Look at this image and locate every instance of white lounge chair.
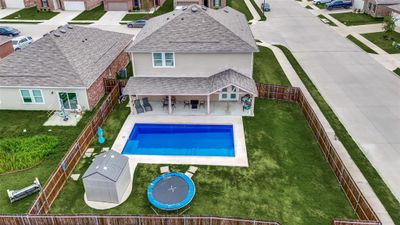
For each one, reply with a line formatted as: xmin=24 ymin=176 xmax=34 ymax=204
xmin=160 ymin=166 xmax=170 ymax=174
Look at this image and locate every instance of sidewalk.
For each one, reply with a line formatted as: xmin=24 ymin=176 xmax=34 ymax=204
xmin=0 ymin=9 xmax=19 ymax=18
xmin=258 ymin=41 xmax=394 ymax=225
xmin=95 ymin=11 xmax=126 ymax=25
xmin=41 ymin=11 xmax=83 ymax=25
xmin=244 ymin=0 xmax=260 ymax=23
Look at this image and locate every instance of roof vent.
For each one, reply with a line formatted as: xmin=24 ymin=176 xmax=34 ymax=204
xmin=103 ymin=166 xmax=108 ymax=170
xmin=224 ymin=9 xmax=229 ymax=13
xmin=191 ymin=6 xmax=198 ymax=12
xmin=111 ymin=155 xmax=115 ymax=158
xmin=166 ymin=17 xmax=169 ymax=20
xmin=59 ymin=29 xmax=66 ymax=33
xmin=201 ymin=6 xmax=207 ymax=10
xmin=53 ymin=33 xmax=61 ymax=37
xmin=43 ymin=33 xmax=49 ymax=37
xmin=67 ymin=25 xmax=73 ymax=29
xmin=182 ymin=6 xmax=188 ymax=10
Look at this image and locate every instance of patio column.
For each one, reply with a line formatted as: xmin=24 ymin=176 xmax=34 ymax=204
xmin=207 ymin=95 xmax=210 ymax=114
xmin=168 ymin=95 xmax=172 ymax=114
xmin=250 ymin=95 xmax=255 ymax=116
xmin=129 ymin=95 xmax=135 ymax=115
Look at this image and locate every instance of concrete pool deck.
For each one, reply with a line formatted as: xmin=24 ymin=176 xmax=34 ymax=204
xmin=112 ymin=115 xmax=249 ymax=167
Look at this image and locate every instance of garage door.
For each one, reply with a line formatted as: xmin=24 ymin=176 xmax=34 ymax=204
xmin=5 ymin=0 xmax=25 ymax=8
xmin=64 ymin=1 xmax=85 ymax=10
xmin=107 ymin=2 xmax=129 ymax=11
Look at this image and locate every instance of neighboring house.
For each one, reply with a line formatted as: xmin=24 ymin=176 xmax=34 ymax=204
xmin=386 ymin=4 xmax=400 ymax=26
xmin=0 ymin=25 xmax=132 ymax=111
xmin=174 ymin=0 xmax=226 ymax=8
xmin=0 ymin=36 xmax=14 ymax=59
xmin=103 ymin=0 xmax=165 ymax=11
xmin=36 ymin=0 xmax=102 ymax=11
xmin=363 ymin=0 xmax=400 ymax=17
xmin=0 ymin=0 xmax=36 ymax=9
xmin=125 ymin=5 xmax=259 ymax=116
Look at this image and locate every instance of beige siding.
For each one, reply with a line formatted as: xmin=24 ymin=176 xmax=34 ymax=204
xmin=132 ymin=53 xmax=253 ymax=78
xmin=0 ymin=87 xmax=89 ymax=110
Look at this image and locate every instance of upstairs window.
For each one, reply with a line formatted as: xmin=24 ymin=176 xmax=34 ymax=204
xmin=41 ymin=0 xmax=49 ymax=7
xmin=152 ymin=52 xmax=175 ymax=68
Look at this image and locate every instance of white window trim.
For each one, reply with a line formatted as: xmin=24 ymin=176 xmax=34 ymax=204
xmin=219 ymin=86 xmax=239 ymax=101
xmin=19 ymin=89 xmax=45 ymax=104
xmin=152 ymin=52 xmax=175 ymax=68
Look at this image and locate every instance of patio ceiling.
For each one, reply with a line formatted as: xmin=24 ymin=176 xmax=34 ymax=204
xmin=124 ymin=69 xmax=258 ymax=96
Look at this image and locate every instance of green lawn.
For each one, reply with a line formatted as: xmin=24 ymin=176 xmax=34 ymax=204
xmin=329 ymin=12 xmax=383 ymax=26
xmin=249 ymin=0 xmax=266 ymax=21
xmin=316 ymin=3 xmax=326 ymax=9
xmin=346 ymin=34 xmax=377 ymax=54
xmin=227 ymin=0 xmax=253 ymax=21
xmin=122 ymin=0 xmax=173 ymax=21
xmin=50 ymin=99 xmax=356 ymax=225
xmin=253 ymin=46 xmax=290 ymax=85
xmin=275 ymin=45 xmax=400 ymax=225
xmin=362 ymin=31 xmax=400 ymax=54
xmin=2 ymin=7 xmax=59 ymax=20
xmin=0 ymin=109 xmax=97 ymax=213
xmin=318 ymin=14 xmax=337 ymax=26
xmin=305 ymin=5 xmax=313 ymax=9
xmin=72 ymin=4 xmax=106 ymax=21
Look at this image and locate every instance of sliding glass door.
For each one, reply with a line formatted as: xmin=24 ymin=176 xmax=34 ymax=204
xmin=58 ymin=92 xmax=78 ymax=110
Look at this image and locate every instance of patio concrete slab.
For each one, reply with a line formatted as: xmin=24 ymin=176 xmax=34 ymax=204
xmin=112 ymin=115 xmax=249 ymax=167
xmin=251 ymin=0 xmax=400 ymax=203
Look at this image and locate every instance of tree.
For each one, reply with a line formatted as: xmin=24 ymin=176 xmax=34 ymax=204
xmin=383 ymin=15 xmax=396 ymax=39
xmin=142 ymin=0 xmax=152 ymax=12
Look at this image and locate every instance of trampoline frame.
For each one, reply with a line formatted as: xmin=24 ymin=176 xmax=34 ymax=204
xmin=147 ymin=172 xmax=195 ymax=211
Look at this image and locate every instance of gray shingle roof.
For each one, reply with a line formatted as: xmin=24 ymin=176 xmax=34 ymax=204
xmin=124 ymin=69 xmax=258 ymax=96
xmin=375 ymin=0 xmax=400 ymax=4
xmin=0 ymin=25 xmax=133 ymax=88
xmin=82 ymin=150 xmax=129 ymax=182
xmin=0 ymin=36 xmax=11 ymax=46
xmin=127 ymin=5 xmax=258 ymax=53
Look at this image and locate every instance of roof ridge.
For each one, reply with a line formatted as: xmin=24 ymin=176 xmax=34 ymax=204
xmin=206 ymin=7 xmax=258 ymax=51
xmin=48 ymin=35 xmax=86 ymax=86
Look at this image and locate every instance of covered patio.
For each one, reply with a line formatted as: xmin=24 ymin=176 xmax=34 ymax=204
xmin=124 ymin=70 xmax=258 ymax=116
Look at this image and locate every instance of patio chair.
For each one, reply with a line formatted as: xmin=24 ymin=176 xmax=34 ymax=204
xmin=183 ymin=100 xmax=190 ymax=108
xmin=160 ymin=166 xmax=170 ymax=174
xmin=142 ymin=97 xmax=153 ymax=112
xmin=134 ymin=99 xmax=145 ymax=114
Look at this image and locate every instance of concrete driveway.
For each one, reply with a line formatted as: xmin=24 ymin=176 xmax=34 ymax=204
xmin=252 ymin=0 xmax=400 ymax=201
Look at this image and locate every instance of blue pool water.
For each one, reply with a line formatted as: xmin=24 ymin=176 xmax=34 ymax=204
xmin=122 ymin=123 xmax=235 ymax=156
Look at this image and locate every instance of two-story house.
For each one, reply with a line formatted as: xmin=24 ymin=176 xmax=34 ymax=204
xmin=124 ymin=5 xmax=259 ymax=116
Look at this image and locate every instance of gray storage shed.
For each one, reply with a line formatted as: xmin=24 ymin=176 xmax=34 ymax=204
xmin=82 ymin=150 xmax=131 ymax=204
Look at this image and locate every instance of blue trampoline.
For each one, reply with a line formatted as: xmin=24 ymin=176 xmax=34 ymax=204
xmin=147 ymin=172 xmax=195 ymax=211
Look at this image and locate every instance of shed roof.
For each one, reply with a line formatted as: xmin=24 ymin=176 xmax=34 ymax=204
xmin=374 ymin=0 xmax=400 ymax=5
xmin=127 ymin=5 xmax=258 ymax=53
xmin=82 ymin=150 xmax=129 ymax=182
xmin=0 ymin=25 xmax=133 ymax=88
xmin=0 ymin=36 xmax=11 ymax=46
xmin=385 ymin=3 xmax=400 ymax=12
xmin=124 ymin=69 xmax=258 ymax=96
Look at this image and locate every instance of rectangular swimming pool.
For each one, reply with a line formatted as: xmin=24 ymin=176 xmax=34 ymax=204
xmin=122 ymin=123 xmax=235 ymax=157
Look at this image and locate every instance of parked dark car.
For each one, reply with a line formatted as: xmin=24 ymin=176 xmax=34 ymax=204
xmin=326 ymin=0 xmax=352 ymax=10
xmin=127 ymin=20 xmax=146 ymax=28
xmin=261 ymin=2 xmax=271 ymax=12
xmin=0 ymin=26 xmax=20 ymax=37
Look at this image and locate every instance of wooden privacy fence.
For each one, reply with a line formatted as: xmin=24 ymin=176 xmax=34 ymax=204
xmin=28 ymin=83 xmax=120 ymax=215
xmin=256 ymin=83 xmax=381 ymax=225
xmin=332 ymin=219 xmax=382 ymax=225
xmin=0 ymin=215 xmax=281 ymax=225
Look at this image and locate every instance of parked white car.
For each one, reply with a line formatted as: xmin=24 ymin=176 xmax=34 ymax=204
xmin=313 ymin=0 xmax=332 ymax=4
xmin=12 ymin=36 xmax=33 ymax=50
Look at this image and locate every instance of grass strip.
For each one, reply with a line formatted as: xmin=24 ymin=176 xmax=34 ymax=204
xmin=227 ymin=0 xmax=253 ymax=21
xmin=330 ymin=12 xmax=383 ymax=26
xmin=2 ymin=7 xmax=59 ymax=20
xmin=346 ymin=35 xmax=377 ymax=54
xmin=275 ymin=44 xmax=400 ymax=224
xmin=249 ymin=0 xmax=267 ymax=21
xmin=72 ymin=4 xmax=106 ymax=21
xmin=318 ymin=14 xmax=337 ymax=26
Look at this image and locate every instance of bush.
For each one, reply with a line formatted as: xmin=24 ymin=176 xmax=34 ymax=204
xmin=0 ymin=135 xmax=59 ymax=174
